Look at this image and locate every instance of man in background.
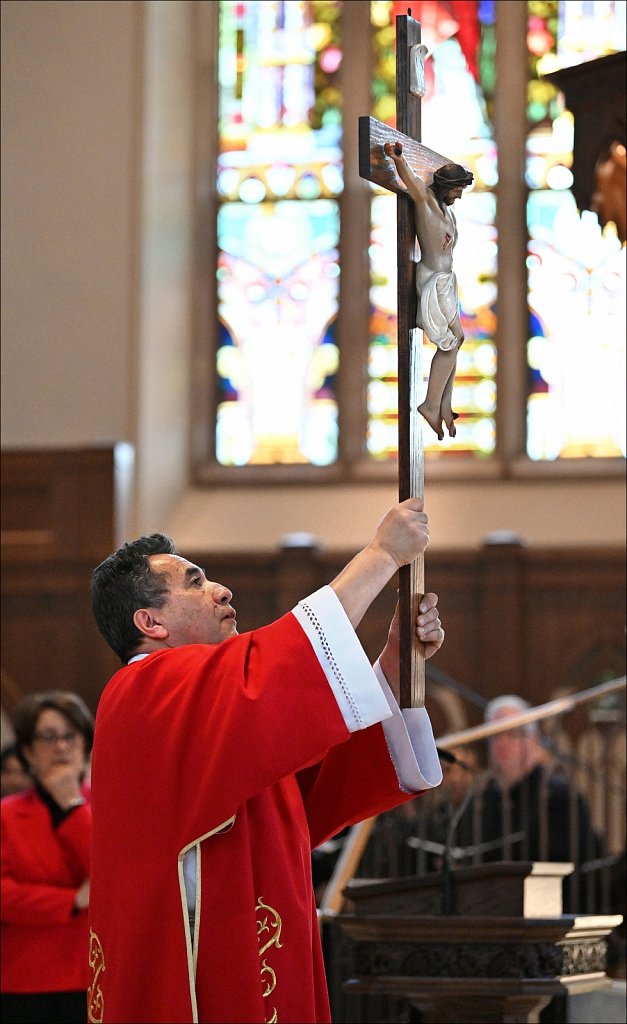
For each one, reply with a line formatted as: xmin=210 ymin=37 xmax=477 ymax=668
xmin=482 ymin=694 xmax=599 ymax=912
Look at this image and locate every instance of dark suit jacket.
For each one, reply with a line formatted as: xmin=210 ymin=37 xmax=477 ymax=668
xmin=480 ymin=764 xmax=599 ymax=912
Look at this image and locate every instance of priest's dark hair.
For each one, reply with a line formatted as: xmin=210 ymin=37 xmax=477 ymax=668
xmin=91 ymin=533 xmax=178 ymax=664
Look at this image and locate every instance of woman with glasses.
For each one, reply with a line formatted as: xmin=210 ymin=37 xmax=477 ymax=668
xmin=1 ymin=691 xmax=94 ymax=1024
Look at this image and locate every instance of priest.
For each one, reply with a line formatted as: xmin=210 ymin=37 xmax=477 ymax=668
xmin=88 ymin=498 xmax=445 ymax=1023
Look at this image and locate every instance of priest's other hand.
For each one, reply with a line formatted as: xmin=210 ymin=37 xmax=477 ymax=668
xmin=379 ymin=594 xmax=444 ymax=702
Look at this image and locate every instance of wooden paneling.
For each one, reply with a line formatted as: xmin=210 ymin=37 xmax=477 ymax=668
xmin=3 ymin=452 xmax=624 ymax=734
xmin=186 ymin=541 xmax=626 ymax=736
xmin=1 ymin=448 xmax=122 ymax=714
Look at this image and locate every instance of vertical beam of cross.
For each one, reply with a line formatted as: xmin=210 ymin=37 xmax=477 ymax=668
xmin=360 ymin=14 xmax=446 ymax=706
xmin=395 ymin=14 xmax=424 ymax=709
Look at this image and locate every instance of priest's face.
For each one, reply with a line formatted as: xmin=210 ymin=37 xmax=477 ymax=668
xmin=143 ymin=554 xmax=238 ymax=647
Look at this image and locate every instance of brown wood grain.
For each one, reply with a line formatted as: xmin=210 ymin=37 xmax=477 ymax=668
xmin=1 ymin=448 xmax=122 ymax=713
xmin=395 ymin=15 xmax=426 ymax=709
xmin=358 ymin=114 xmax=448 ymax=194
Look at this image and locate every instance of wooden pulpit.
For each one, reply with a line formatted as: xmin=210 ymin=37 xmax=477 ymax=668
xmin=335 ymin=862 xmax=623 ymax=1024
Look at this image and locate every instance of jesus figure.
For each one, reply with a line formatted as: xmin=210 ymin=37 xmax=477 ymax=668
xmin=384 ymin=141 xmax=474 ymax=440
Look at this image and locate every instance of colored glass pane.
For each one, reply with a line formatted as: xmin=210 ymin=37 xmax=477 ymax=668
xmin=216 ymin=0 xmax=342 ymax=466
xmin=217 ymin=200 xmax=340 ymax=465
xmin=367 ymin=1 xmax=497 ymax=459
xmin=526 ymin=0 xmax=626 ymax=459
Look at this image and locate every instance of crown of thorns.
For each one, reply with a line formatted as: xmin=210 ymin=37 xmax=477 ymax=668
xmin=432 ymin=164 xmax=474 ymax=189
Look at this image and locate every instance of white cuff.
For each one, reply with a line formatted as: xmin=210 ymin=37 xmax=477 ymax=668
xmin=373 ymin=660 xmax=443 ymax=793
xmin=292 ymin=586 xmax=393 ymax=733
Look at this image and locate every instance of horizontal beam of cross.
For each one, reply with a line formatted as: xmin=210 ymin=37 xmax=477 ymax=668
xmin=358 ymin=115 xmax=448 ymax=195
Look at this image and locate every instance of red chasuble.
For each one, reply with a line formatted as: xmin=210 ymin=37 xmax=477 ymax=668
xmin=89 ymin=608 xmax=433 ymax=1024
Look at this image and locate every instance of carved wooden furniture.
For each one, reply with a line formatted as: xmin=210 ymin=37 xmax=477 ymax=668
xmin=337 ymin=862 xmax=622 ymax=1023
xmin=545 ymin=52 xmax=626 ymax=240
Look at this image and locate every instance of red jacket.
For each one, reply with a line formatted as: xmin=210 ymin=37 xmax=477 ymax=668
xmin=1 ymin=784 xmax=91 ymax=993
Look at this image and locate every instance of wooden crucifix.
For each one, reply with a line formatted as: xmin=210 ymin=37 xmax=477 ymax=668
xmin=359 ymin=13 xmax=471 ymax=709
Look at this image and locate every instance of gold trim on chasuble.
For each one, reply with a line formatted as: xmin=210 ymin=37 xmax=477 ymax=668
xmin=256 ymin=896 xmax=283 ymax=1024
xmin=88 ymin=929 xmax=105 ymax=1024
xmin=177 ymin=815 xmax=236 ymax=1024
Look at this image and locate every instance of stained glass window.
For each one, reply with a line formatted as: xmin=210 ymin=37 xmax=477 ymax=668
xmin=526 ymin=0 xmax=626 ymax=460
xmin=216 ymin=0 xmax=342 ymax=466
xmin=367 ymin=0 xmax=498 ymax=461
xmin=212 ymin=1 xmax=625 ymax=474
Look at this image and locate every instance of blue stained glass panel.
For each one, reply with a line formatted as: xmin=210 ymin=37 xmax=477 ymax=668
xmin=216 ymin=0 xmax=343 ymax=466
xmin=217 ymin=200 xmax=340 ymax=466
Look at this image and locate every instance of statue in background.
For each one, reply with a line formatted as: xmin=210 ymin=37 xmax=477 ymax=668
xmin=591 ymin=141 xmax=626 ymax=244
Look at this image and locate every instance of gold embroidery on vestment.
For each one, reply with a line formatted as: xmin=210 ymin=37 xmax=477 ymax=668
xmin=256 ymin=896 xmax=283 ymax=1023
xmin=260 ymin=959 xmax=276 ymax=997
xmin=87 ymin=929 xmax=105 ymax=1024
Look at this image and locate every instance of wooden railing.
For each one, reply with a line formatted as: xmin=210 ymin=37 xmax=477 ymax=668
xmin=320 ymin=675 xmax=625 ymax=1022
xmin=319 ymin=675 xmax=626 ymax=920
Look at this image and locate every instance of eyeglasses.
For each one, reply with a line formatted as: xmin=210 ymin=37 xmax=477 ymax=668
xmin=32 ymin=730 xmax=80 ymax=747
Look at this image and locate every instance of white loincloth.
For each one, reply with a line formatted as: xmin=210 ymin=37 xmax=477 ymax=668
xmin=415 ymin=265 xmax=459 ymax=351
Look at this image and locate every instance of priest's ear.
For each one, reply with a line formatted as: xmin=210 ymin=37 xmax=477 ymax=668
xmin=133 ymin=608 xmax=168 ymax=640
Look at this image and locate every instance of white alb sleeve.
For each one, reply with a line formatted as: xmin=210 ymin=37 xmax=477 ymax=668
xmin=292 ymin=586 xmax=392 ymax=733
xmin=373 ymin=659 xmax=443 ymax=793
